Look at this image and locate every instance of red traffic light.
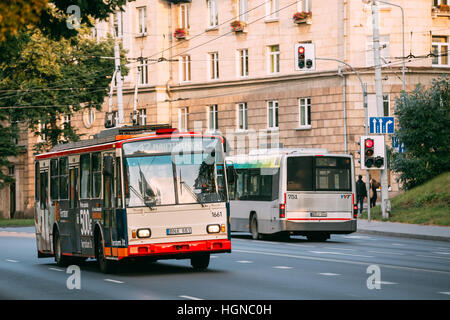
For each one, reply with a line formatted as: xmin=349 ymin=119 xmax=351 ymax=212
xmin=365 ymin=138 xmax=374 ymax=148
xmin=298 ymin=46 xmax=305 ymax=54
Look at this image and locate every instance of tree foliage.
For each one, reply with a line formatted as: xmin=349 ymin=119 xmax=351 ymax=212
xmin=391 ymin=76 xmax=450 ymax=190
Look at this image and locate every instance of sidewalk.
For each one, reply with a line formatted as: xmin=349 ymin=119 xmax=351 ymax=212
xmin=356 ymin=219 xmax=450 ymax=242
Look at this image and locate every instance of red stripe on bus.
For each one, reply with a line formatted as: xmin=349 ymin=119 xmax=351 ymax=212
xmin=287 ymin=218 xmax=352 ymax=221
xmin=35 ymin=143 xmax=118 ymax=160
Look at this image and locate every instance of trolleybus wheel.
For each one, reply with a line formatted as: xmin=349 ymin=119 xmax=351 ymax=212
xmin=53 ymin=230 xmax=69 ymax=267
xmin=95 ymin=234 xmax=117 ymax=274
xmin=190 ymin=253 xmax=210 ymax=270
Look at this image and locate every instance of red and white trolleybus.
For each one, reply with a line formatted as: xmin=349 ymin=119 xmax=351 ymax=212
xmin=34 ymin=125 xmax=232 ymax=273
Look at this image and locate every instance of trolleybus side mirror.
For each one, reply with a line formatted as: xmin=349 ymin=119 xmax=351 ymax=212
xmin=103 ymin=156 xmax=114 ymax=177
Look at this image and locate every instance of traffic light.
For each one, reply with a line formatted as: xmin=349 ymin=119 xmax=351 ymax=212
xmin=360 ymin=135 xmax=385 ymax=170
xmin=295 ymin=43 xmax=315 ymax=71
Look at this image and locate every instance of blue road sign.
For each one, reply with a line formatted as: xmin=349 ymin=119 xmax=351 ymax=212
xmin=392 ymin=136 xmax=406 ymax=153
xmin=369 ymin=116 xmax=395 ymax=134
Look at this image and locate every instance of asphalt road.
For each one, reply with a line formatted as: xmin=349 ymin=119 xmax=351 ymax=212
xmin=0 ymin=227 xmax=449 ymax=300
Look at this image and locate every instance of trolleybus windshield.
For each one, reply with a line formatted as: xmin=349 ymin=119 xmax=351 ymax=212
xmin=123 ymin=137 xmax=226 ymax=207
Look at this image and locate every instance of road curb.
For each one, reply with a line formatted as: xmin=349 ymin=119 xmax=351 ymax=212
xmin=356 ymin=229 xmax=450 ymax=242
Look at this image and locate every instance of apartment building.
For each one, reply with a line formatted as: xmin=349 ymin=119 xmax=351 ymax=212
xmin=1 ymin=0 xmax=449 ymax=218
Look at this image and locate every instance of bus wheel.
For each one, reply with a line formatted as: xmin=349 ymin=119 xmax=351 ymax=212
xmin=190 ymin=253 xmax=210 ymax=270
xmin=250 ymin=214 xmax=262 ymax=240
xmin=95 ymin=234 xmax=117 ymax=274
xmin=53 ymin=230 xmax=69 ymax=267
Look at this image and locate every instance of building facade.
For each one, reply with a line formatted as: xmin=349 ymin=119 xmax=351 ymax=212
xmin=1 ymin=0 xmax=449 ymax=218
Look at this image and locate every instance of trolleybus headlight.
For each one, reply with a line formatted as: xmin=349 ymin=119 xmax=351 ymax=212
xmin=137 ymin=228 xmax=151 ymax=238
xmin=207 ymin=224 xmax=221 ymax=233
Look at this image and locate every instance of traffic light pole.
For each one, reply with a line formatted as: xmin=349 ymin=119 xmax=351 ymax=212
xmin=316 ymin=58 xmax=371 ymax=221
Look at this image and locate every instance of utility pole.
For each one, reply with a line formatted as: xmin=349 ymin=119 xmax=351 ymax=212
xmin=370 ymin=1 xmax=390 ymax=219
xmin=111 ymin=13 xmax=124 ymax=126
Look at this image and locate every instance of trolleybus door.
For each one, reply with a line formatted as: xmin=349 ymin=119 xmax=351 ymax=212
xmin=38 ymin=161 xmax=51 ymax=251
xmin=102 ymin=153 xmax=115 ymax=253
xmin=69 ymin=156 xmax=81 ymax=254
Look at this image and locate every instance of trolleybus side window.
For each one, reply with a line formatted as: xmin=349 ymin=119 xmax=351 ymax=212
xmin=39 ymin=170 xmax=48 ymax=210
xmin=59 ymin=157 xmax=69 ymax=200
xmin=92 ymin=152 xmax=101 ymax=198
xmin=69 ymin=167 xmax=78 ymax=208
xmin=232 ymin=168 xmax=277 ymax=201
xmin=80 ymin=153 xmax=91 ymax=199
xmin=287 ymin=156 xmax=313 ymax=191
xmin=35 ymin=162 xmax=39 ymax=202
xmin=50 ymin=159 xmax=59 ymax=200
xmin=103 ymin=155 xmax=114 ymax=209
xmin=116 ymin=157 xmax=122 ymax=208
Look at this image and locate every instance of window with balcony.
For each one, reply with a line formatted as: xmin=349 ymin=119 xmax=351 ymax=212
xmin=179 ymin=3 xmax=190 ymax=29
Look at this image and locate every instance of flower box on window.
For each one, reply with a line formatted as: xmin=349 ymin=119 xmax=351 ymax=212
xmin=173 ymin=28 xmax=187 ymax=39
xmin=230 ymin=20 xmax=246 ymax=32
xmin=293 ymin=11 xmax=312 ymax=24
xmin=438 ymin=4 xmax=450 ymax=11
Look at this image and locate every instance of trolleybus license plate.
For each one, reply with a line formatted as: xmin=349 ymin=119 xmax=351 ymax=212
xmin=166 ymin=227 xmax=192 ymax=235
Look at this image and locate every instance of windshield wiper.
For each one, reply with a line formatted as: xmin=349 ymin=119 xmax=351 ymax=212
xmin=129 ymin=185 xmax=156 ymax=210
xmin=179 ymin=171 xmax=205 ymax=207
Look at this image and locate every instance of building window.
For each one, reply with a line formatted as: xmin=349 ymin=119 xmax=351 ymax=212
xmin=297 ymin=0 xmax=312 ymax=12
xmin=238 ymin=49 xmax=249 ymax=77
xmin=239 ymin=0 xmax=248 ymax=22
xmin=207 ymin=0 xmax=218 ymax=28
xmin=179 ymin=3 xmax=190 ymax=29
xmin=207 ymin=105 xmax=219 ymax=131
xmin=113 ymin=11 xmax=123 ymax=37
xmin=237 ymin=103 xmax=248 ymax=131
xmin=267 ymin=100 xmax=279 ymax=129
xmin=432 ymin=36 xmax=449 ymax=67
xmin=138 ymin=109 xmax=147 ymax=125
xmin=209 ymin=52 xmax=219 ymax=80
xmin=178 ymin=107 xmax=189 ymax=131
xmin=180 ymin=55 xmax=191 ymax=82
xmin=137 ymin=6 xmax=147 ymax=35
xmin=433 ymin=0 xmax=449 ymax=6
xmin=366 ymin=35 xmax=390 ymax=67
xmin=367 ymin=94 xmax=390 ymax=117
xmin=298 ymin=98 xmax=311 ymax=128
xmin=138 ymin=58 xmax=148 ymax=85
xmin=268 ymin=45 xmax=280 ymax=74
xmin=266 ymin=0 xmax=279 ymax=20
xmin=113 ymin=111 xmax=119 ymax=127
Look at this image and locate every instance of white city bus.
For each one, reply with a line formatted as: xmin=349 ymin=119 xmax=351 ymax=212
xmin=226 ymin=148 xmax=358 ymax=241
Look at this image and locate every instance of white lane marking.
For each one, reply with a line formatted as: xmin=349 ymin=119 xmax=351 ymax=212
xmin=49 ymin=267 xmax=64 ymax=272
xmin=319 ymin=273 xmax=340 ymax=276
xmin=433 ymin=252 xmax=450 ymax=255
xmin=237 ymin=260 xmax=253 ymax=264
xmin=210 ymin=255 xmax=218 ymax=259
xmin=233 ymin=249 xmax=450 ymax=276
xmin=438 ymin=292 xmax=450 ymax=296
xmin=392 ymin=243 xmax=405 ymax=246
xmin=310 ymin=251 xmax=374 ymax=258
xmin=179 ymin=295 xmax=203 ymax=300
xmin=273 ymin=266 xmax=293 ymax=269
xmin=6 ymin=259 xmax=18 ymax=263
xmin=416 ymin=254 xmax=450 ymax=260
xmin=324 ymin=247 xmax=356 ymax=251
xmin=376 ymin=281 xmax=397 ymax=285
xmin=369 ymin=250 xmax=404 ymax=256
xmin=104 ymin=279 xmax=124 ymax=284
xmin=343 ymin=235 xmax=374 ymax=240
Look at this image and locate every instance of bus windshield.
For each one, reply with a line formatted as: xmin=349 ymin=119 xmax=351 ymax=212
xmin=287 ymin=156 xmax=352 ymax=192
xmin=123 ymin=137 xmax=226 ymax=207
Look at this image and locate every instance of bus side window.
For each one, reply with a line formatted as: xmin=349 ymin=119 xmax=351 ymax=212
xmin=92 ymin=152 xmax=101 ymax=198
xmin=40 ymin=171 xmax=48 ymax=210
xmin=35 ymin=162 xmax=40 ymax=202
xmin=80 ymin=154 xmax=91 ymax=199
xmin=59 ymin=157 xmax=69 ymax=200
xmin=69 ymin=167 xmax=78 ymax=209
xmin=50 ymin=159 xmax=59 ymax=201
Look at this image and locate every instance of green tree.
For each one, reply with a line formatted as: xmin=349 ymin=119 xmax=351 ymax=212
xmin=392 ymin=76 xmax=450 ymax=190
